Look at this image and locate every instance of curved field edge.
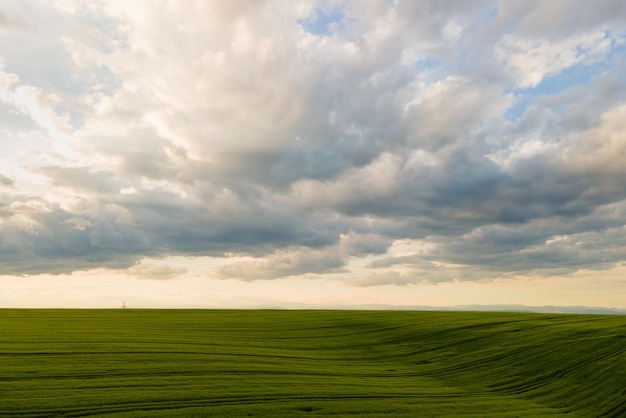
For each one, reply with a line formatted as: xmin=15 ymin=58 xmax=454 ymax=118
xmin=0 ymin=310 xmax=624 ymax=417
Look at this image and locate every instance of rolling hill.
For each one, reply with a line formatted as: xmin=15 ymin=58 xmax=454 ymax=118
xmin=1 ymin=309 xmax=624 ymax=417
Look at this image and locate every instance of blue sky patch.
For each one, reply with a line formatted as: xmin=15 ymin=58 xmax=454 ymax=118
xmin=299 ymin=6 xmax=347 ymax=36
xmin=503 ymin=42 xmax=623 ymax=121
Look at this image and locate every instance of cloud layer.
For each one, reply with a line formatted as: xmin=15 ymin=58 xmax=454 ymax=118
xmin=1 ymin=1 xmax=625 ymax=284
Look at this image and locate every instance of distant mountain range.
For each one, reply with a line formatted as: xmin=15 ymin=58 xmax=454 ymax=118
xmin=335 ymin=304 xmax=626 ymax=315
xmin=246 ymin=303 xmax=626 ymax=314
xmin=457 ymin=305 xmax=626 ymax=315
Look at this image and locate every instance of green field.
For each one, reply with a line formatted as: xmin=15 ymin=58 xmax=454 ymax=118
xmin=1 ymin=310 xmax=625 ymax=417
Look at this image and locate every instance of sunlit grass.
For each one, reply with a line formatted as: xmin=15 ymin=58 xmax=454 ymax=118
xmin=1 ymin=310 xmax=625 ymax=417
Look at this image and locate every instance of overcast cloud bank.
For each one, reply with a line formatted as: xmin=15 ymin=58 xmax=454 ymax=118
xmin=0 ymin=1 xmax=625 ymax=287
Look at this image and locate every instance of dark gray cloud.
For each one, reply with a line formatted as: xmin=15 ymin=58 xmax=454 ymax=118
xmin=0 ymin=180 xmax=341 ymax=274
xmin=367 ymin=200 xmax=626 ymax=277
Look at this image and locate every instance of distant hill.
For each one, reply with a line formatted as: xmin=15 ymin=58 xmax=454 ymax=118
xmin=331 ymin=303 xmax=626 ymax=315
xmin=451 ymin=304 xmax=626 ymax=315
xmin=251 ymin=302 xmax=626 ymax=315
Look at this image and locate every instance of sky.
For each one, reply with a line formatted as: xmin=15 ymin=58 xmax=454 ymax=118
xmin=1 ymin=0 xmax=626 ymax=309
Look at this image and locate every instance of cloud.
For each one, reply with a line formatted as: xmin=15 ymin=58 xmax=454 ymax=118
xmin=346 ymin=271 xmax=419 ymax=287
xmin=0 ymin=4 xmax=30 ymax=30
xmin=0 ymin=173 xmax=13 ymax=187
xmin=127 ymin=263 xmax=187 ymax=280
xmin=496 ymin=1 xmax=626 ymax=39
xmin=497 ymin=31 xmax=612 ymax=88
xmin=1 ymin=1 xmax=626 ymax=285
xmin=211 ymin=231 xmax=392 ymax=281
xmin=366 ymin=200 xmax=626 ymax=280
xmin=213 ymin=247 xmax=348 ymax=280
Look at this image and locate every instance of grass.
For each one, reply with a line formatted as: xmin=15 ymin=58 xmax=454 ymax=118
xmin=0 ymin=309 xmax=625 ymax=417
